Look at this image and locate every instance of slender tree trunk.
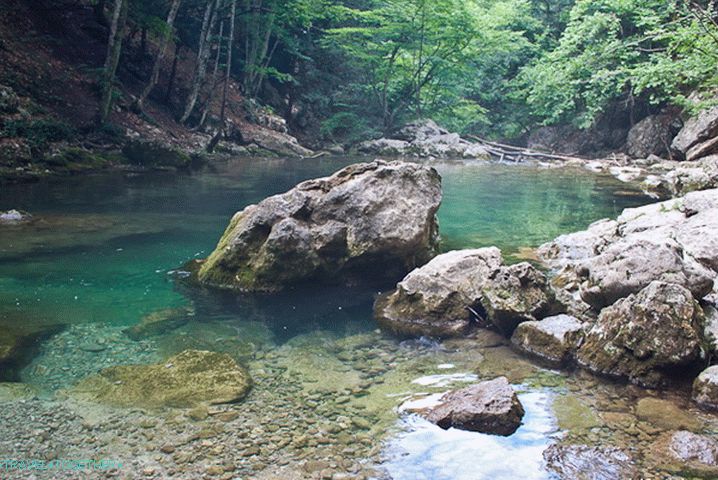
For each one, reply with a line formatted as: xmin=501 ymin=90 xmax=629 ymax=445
xmin=199 ymin=17 xmax=226 ymax=128
xmin=179 ymin=0 xmax=219 ymax=124
xmin=219 ymin=0 xmax=236 ymax=125
xmin=134 ymin=0 xmax=182 ymax=113
xmin=94 ymin=0 xmax=107 ymax=26
xmin=98 ymin=0 xmax=128 ymax=125
xmin=141 ymin=28 xmax=148 ymax=57
xmin=165 ymin=43 xmax=181 ymax=104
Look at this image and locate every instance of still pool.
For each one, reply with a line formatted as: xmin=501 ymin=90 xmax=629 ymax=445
xmin=3 ymin=158 xmax=707 ymax=480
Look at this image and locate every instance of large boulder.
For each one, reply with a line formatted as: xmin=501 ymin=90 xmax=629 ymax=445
xmin=672 ymin=106 xmax=718 ymax=161
xmin=198 ymin=161 xmax=442 ymax=292
xmin=357 ymin=120 xmax=490 ymax=159
xmin=511 ymin=314 xmax=584 ymax=367
xmin=122 ymin=139 xmax=192 ymax=169
xmin=480 ymin=262 xmax=557 ymax=335
xmin=648 ymin=430 xmax=718 ymax=478
xmin=543 ymin=444 xmax=638 ymax=480
xmin=626 ymin=114 xmax=681 ymax=159
xmin=579 ymin=235 xmax=714 ymax=309
xmin=68 ymin=350 xmax=252 ymax=408
xmin=374 ymin=248 xmax=502 ymax=338
xmin=418 ymin=377 xmax=524 ymax=436
xmin=693 ymin=365 xmax=718 ymax=410
xmin=661 ymin=155 xmax=718 ymax=196
xmin=576 ymin=282 xmax=706 ymax=387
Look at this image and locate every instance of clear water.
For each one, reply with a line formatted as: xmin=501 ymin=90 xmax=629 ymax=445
xmin=0 ymin=158 xmax=663 ymax=479
xmin=0 ymin=158 xmax=648 ymax=334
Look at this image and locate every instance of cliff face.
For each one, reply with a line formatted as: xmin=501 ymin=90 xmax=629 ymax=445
xmin=0 ymin=0 xmax=312 ymax=182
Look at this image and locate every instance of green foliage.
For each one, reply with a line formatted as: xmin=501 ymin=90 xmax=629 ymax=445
xmin=1 ymin=118 xmax=76 ymax=150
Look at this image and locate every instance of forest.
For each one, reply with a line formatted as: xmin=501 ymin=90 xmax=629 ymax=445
xmin=87 ymin=0 xmax=718 ymax=142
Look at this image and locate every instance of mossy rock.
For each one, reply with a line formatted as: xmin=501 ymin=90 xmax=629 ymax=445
xmin=68 ymin=350 xmax=252 ymax=409
xmin=122 ymin=140 xmax=192 ymax=169
xmin=43 ymin=147 xmax=121 ymax=170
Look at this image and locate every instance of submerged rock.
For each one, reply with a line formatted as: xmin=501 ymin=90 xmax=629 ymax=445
xmin=357 ymin=119 xmax=490 ymax=160
xmin=418 ymin=377 xmax=524 ymax=436
xmin=576 ymin=282 xmax=705 ymax=387
xmin=124 ymin=306 xmax=195 ymax=340
xmin=635 ymin=397 xmax=701 ymax=431
xmin=122 ymin=139 xmax=193 ymax=169
xmin=480 ymin=262 xmax=556 ymax=335
xmin=374 ymin=248 xmax=502 ymax=338
xmin=69 ymin=350 xmax=252 ymax=408
xmin=511 ymin=314 xmax=584 ymax=367
xmin=198 ymin=160 xmax=442 ymax=292
xmin=543 ymin=444 xmax=637 ymax=480
xmin=649 ymin=430 xmax=718 ymax=478
xmin=693 ymin=366 xmax=718 ymax=410
xmin=0 ymin=324 xmax=64 ymax=380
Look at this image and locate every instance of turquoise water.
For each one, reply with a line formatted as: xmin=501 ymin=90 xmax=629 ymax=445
xmin=0 ymin=158 xmax=649 ymax=336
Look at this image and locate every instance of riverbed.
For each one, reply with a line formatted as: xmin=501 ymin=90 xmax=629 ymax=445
xmin=1 ymin=157 xmax=712 ymax=479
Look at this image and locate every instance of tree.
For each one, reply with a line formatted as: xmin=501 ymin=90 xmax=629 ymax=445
xmin=98 ymin=0 xmax=129 ymax=125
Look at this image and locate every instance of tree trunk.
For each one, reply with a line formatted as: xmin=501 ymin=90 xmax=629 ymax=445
xmin=165 ymin=43 xmax=181 ymax=104
xmin=134 ymin=0 xmax=182 ymax=113
xmin=179 ymin=0 xmax=219 ymax=124
xmin=198 ymin=16 xmax=226 ymax=128
xmin=219 ymin=0 xmax=236 ymax=125
xmin=98 ymin=0 xmax=128 ymax=125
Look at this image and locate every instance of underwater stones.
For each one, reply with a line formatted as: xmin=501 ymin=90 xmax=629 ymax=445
xmin=373 ymin=248 xmax=502 ymax=338
xmin=510 ymin=315 xmax=584 ymax=367
xmin=543 ymin=444 xmax=637 ymax=480
xmin=693 ymin=366 xmax=718 ymax=410
xmin=0 ymin=324 xmax=64 ymax=380
xmin=198 ymin=160 xmax=442 ymax=292
xmin=124 ymin=306 xmax=195 ymax=340
xmin=636 ymin=398 xmax=701 ymax=431
xmin=418 ymin=377 xmax=524 ymax=436
xmin=480 ymin=262 xmax=556 ymax=335
xmin=69 ymin=350 xmax=252 ymax=408
xmin=576 ymin=282 xmax=705 ymax=387
xmin=0 ymin=382 xmax=38 ymax=402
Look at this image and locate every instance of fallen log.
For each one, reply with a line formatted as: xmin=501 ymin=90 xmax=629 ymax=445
xmin=467 ymin=135 xmax=590 ymax=163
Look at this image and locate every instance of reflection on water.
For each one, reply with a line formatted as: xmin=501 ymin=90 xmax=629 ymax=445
xmin=383 ymin=391 xmax=557 ymax=480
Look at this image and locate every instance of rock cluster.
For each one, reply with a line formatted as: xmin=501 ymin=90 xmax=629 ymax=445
xmin=374 ymin=248 xmax=558 ymax=338
xmin=672 ymin=106 xmax=718 ymax=162
xmin=539 ymin=189 xmax=718 ymax=388
xmin=198 ymin=160 xmax=442 ymax=292
xmin=357 ymin=119 xmax=490 ymax=159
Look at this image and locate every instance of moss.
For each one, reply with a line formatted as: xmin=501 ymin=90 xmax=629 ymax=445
xmin=122 ymin=140 xmax=192 ymax=169
xmin=44 ymin=147 xmax=120 ymax=170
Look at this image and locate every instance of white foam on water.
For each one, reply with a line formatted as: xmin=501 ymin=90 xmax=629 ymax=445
xmin=437 ymin=364 xmax=455 ymax=370
xmin=398 ymin=393 xmax=447 ymax=413
xmin=381 ymin=390 xmax=558 ymax=480
xmin=411 ymin=373 xmax=478 ymax=387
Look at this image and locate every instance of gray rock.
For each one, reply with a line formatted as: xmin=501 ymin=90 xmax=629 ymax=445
xmin=198 ymin=161 xmax=442 ymax=292
xmin=576 ymin=282 xmax=705 ymax=387
xmin=648 ymin=430 xmax=718 ymax=478
xmin=374 ymin=248 xmax=503 ymax=338
xmin=672 ymin=106 xmax=718 ymax=160
xmin=356 ymin=119 xmax=490 ymax=160
xmin=0 ymin=210 xmax=32 ymax=224
xmin=480 ymin=262 xmax=556 ymax=335
xmin=418 ymin=377 xmax=524 ymax=436
xmin=626 ymin=114 xmax=681 ymax=159
xmin=543 ymin=444 xmax=637 ymax=480
xmin=511 ymin=315 xmax=584 ymax=367
xmin=693 ymin=365 xmax=718 ymax=410
xmin=0 ymin=84 xmax=19 ymax=114
xmin=661 ymin=155 xmax=718 ymax=196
